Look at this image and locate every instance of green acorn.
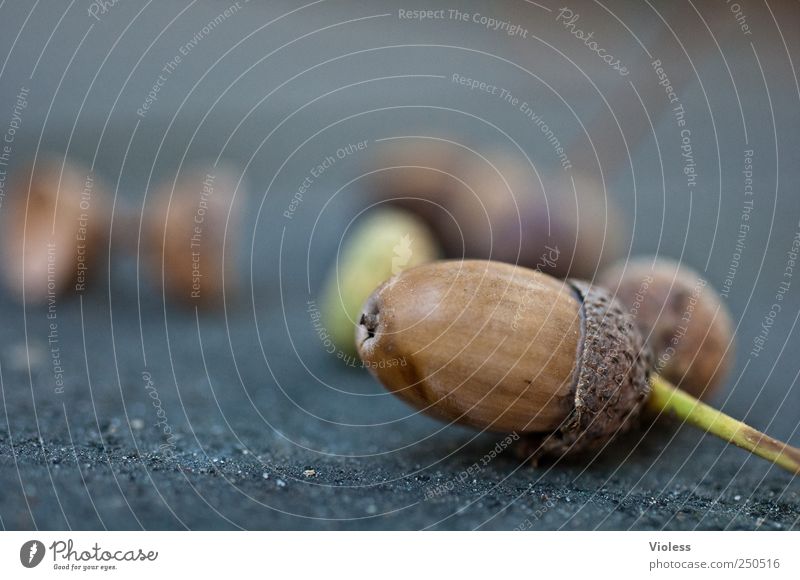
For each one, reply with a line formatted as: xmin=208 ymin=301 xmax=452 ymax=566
xmin=320 ymin=207 xmax=440 ymax=356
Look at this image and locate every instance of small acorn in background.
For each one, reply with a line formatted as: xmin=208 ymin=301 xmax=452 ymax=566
xmin=433 ymin=153 xmax=545 ymax=268
xmin=145 ymin=164 xmax=244 ymax=308
xmin=320 ymin=207 xmax=440 ymax=355
xmin=434 ymin=153 xmax=625 ymax=279
xmin=1 ymin=157 xmax=108 ymax=302
xmin=362 ymin=138 xmax=465 ymax=230
xmin=599 ymin=257 xmax=734 ymax=400
xmin=554 ymin=172 xmax=626 ymax=279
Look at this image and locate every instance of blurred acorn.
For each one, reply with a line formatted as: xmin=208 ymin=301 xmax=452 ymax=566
xmin=437 ymin=153 xmax=625 ymax=279
xmin=1 ymin=157 xmax=109 ymax=302
xmin=320 ymin=207 xmax=440 ymax=355
xmin=599 ymin=257 xmax=734 ymax=400
xmin=362 ymin=138 xmax=465 ymax=229
xmin=145 ymin=164 xmax=244 ymax=308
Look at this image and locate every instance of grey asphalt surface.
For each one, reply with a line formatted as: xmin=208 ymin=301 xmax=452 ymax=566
xmin=1 ymin=0 xmax=799 ymax=530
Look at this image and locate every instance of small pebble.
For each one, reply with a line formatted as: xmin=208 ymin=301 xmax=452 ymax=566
xmin=262 ymin=472 xmax=269 ymax=480
xmin=276 ymin=479 xmax=287 ymax=488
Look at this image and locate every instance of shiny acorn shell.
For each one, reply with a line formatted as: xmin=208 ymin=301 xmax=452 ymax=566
xmin=357 ymin=260 xmax=652 ymax=455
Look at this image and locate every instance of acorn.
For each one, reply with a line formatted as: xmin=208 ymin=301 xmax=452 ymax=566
xmin=362 ymin=138 xmax=464 ymax=230
xmin=357 ymin=260 xmax=800 ymax=473
xmin=357 ymin=260 xmax=651 ymax=454
xmin=320 ymin=207 xmax=440 ymax=355
xmin=436 ymin=155 xmax=625 ymax=279
xmin=0 ymin=157 xmax=108 ymax=302
xmin=145 ymin=165 xmax=243 ymax=307
xmin=600 ymin=257 xmax=734 ymax=400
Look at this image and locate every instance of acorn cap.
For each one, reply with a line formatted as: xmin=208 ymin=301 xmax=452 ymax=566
xmin=535 ymin=279 xmax=653 ymax=456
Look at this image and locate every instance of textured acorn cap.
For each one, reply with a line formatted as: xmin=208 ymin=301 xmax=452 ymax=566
xmin=357 ymin=260 xmax=652 ymax=456
xmin=534 ymin=279 xmax=653 ymax=456
xmin=600 ymin=257 xmax=734 ymax=400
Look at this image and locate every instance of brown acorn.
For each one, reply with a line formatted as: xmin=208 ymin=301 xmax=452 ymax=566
xmin=436 ymin=154 xmax=625 ymax=279
xmin=599 ymin=257 xmax=734 ymax=400
xmin=356 ymin=260 xmax=652 ymax=455
xmin=0 ymin=157 xmax=108 ymax=302
xmin=357 ymin=260 xmax=800 ymax=473
xmin=145 ymin=164 xmax=243 ymax=307
xmin=362 ymin=138 xmax=465 ymax=229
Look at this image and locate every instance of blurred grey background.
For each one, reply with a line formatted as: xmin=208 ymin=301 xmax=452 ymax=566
xmin=0 ymin=0 xmax=799 ymax=530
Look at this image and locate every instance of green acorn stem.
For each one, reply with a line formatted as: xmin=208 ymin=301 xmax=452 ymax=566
xmin=647 ymin=374 xmax=800 ymax=475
